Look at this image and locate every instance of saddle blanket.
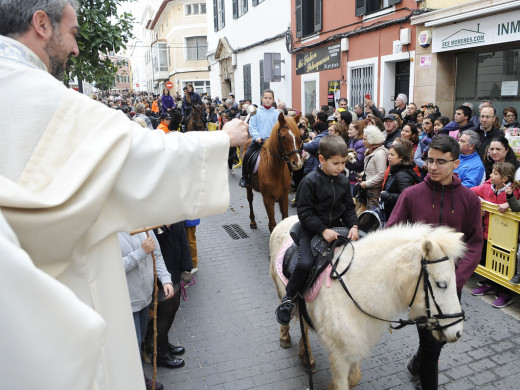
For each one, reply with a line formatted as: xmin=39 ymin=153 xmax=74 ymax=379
xmin=276 ymin=237 xmax=333 ymax=302
xmin=253 ymin=154 xmax=261 ymax=175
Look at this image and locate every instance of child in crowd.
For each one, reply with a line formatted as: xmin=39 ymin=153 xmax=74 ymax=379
xmin=471 ymin=162 xmax=520 ymax=308
xmin=276 ymin=135 xmax=360 ymax=325
xmin=239 ymin=89 xmax=278 ymax=187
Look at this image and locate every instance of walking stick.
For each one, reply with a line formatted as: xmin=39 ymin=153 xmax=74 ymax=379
xmin=130 ymin=225 xmax=163 ymax=390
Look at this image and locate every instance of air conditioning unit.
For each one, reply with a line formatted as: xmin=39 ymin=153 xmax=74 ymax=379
xmin=400 ymin=28 xmax=411 ymax=45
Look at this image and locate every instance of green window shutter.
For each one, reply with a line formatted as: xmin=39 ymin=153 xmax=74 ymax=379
xmin=295 ymin=0 xmax=303 ymax=38
xmin=233 ymin=0 xmax=238 ymax=19
xmin=355 ymin=0 xmax=367 ymax=17
xmin=314 ymin=0 xmax=322 ymax=33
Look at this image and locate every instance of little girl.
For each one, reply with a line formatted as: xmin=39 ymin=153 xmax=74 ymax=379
xmin=239 ymin=89 xmax=279 ymax=187
xmin=471 ymin=162 xmax=520 ymax=308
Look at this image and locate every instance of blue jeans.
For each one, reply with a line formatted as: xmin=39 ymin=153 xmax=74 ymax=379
xmin=133 ymin=306 xmax=150 ymax=355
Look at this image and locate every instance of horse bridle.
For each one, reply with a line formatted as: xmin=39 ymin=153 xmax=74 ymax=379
xmin=329 ymin=240 xmax=465 ymax=332
xmin=409 ymin=256 xmax=465 ymax=331
xmin=263 ymin=125 xmax=301 ymax=166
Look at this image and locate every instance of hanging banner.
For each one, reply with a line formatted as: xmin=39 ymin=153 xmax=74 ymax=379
xmin=296 ymin=43 xmax=341 ymax=75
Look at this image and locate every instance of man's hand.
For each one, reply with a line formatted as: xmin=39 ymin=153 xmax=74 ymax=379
xmin=322 ymin=228 xmax=338 ymax=242
xmin=348 ymin=226 xmax=359 ymax=241
xmin=141 ymin=237 xmax=155 ymax=254
xmin=222 ymin=118 xmax=249 ymax=147
xmin=163 ymin=283 xmax=174 ymax=299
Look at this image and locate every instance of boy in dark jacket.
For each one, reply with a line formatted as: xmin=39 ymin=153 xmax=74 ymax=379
xmin=276 ymin=135 xmax=359 ymax=325
xmin=386 ymin=135 xmax=483 ymax=390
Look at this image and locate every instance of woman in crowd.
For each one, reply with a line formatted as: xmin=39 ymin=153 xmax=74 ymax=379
xmin=380 ymin=140 xmax=421 ymax=221
xmin=484 ymin=136 xmax=520 ymax=180
xmin=400 ymin=122 xmax=420 ymax=154
xmin=502 ymin=107 xmax=519 ymax=130
xmin=346 ymin=121 xmax=366 ymax=193
xmin=358 ymin=125 xmax=388 ymax=207
xmin=161 ymin=88 xmax=175 ymax=114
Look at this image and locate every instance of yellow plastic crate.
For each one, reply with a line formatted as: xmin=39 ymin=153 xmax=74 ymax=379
xmin=476 ymin=201 xmax=520 ymax=293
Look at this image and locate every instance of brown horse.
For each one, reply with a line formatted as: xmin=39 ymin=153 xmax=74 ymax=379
xmin=186 ymin=104 xmax=205 ymax=131
xmin=244 ymin=113 xmax=303 ymax=232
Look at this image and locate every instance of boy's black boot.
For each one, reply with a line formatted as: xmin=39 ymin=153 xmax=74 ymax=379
xmin=275 ymin=294 xmax=294 ymax=325
xmin=239 ymin=175 xmax=248 ymax=188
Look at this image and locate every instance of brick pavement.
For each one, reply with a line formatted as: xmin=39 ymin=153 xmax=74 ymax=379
xmin=145 ymin=175 xmax=520 ymax=389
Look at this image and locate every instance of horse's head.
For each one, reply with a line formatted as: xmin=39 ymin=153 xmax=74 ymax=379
xmin=409 ymin=225 xmax=466 ymax=343
xmin=270 ymin=112 xmax=303 ymax=171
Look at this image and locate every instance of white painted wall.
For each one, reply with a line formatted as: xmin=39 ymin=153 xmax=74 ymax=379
xmin=206 ymin=0 xmax=292 ymax=106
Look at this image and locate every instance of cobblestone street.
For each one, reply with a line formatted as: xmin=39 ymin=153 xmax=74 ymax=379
xmin=146 ymin=175 xmax=520 ymax=389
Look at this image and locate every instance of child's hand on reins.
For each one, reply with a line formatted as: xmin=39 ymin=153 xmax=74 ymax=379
xmin=322 ymin=228 xmax=338 ymax=242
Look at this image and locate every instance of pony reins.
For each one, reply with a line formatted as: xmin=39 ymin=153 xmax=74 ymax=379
xmin=329 ymin=243 xmax=465 ymax=331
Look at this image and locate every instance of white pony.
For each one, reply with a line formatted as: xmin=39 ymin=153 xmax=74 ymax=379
xmin=270 ymin=216 xmax=466 ymax=390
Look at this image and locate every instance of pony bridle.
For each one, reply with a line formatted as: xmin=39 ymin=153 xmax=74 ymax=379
xmin=409 ymin=256 xmax=465 ymax=332
xmin=331 ymin=242 xmax=465 ymax=332
xmin=275 ymin=126 xmax=301 ymax=164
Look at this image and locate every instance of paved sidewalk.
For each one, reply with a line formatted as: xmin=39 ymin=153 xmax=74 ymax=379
xmin=146 ymin=176 xmax=520 ymax=389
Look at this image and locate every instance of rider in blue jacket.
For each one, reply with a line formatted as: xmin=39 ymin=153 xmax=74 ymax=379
xmin=239 ymin=89 xmax=279 ymax=187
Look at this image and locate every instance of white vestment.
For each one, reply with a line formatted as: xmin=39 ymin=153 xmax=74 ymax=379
xmin=0 ymin=35 xmax=230 ymax=390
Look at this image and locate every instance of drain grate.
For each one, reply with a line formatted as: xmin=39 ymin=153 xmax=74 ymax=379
xmin=222 ymin=224 xmax=250 ymax=239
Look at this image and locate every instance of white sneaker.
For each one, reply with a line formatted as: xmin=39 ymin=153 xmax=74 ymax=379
xmin=191 ymin=267 xmax=198 ymax=274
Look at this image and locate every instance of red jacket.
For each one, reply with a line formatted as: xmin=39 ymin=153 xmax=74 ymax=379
xmin=471 ymin=180 xmax=520 ymax=239
xmin=386 ymin=174 xmax=484 ymax=293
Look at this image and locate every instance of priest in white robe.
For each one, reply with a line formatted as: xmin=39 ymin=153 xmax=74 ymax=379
xmin=0 ymin=1 xmax=248 ymax=389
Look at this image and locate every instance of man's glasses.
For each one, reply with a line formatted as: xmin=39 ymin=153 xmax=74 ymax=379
xmin=480 ymin=115 xmax=494 ymax=119
xmin=425 ymin=158 xmax=456 ymax=166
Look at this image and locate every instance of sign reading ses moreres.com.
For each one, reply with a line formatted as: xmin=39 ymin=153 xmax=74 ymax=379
xmin=432 ymin=10 xmax=520 ymax=53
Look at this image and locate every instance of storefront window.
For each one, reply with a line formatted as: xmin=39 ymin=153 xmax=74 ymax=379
xmin=455 ymin=49 xmax=520 ymax=117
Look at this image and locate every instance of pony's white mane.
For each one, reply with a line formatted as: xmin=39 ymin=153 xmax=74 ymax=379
xmin=356 ymin=222 xmax=466 ymax=264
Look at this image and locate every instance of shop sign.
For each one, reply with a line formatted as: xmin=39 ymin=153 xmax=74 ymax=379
xmin=296 ymin=43 xmax=341 ymax=75
xmin=432 ymin=10 xmax=520 ymax=53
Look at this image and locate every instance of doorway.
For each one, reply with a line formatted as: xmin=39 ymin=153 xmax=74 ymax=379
xmin=394 ymin=61 xmax=410 ymax=100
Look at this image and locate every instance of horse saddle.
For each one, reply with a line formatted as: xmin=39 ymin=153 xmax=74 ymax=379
xmin=283 ymin=222 xmax=350 ymax=296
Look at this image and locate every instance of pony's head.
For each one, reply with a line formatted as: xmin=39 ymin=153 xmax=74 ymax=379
xmin=409 ymin=225 xmax=466 ymax=343
xmin=268 ymin=112 xmax=303 ymax=171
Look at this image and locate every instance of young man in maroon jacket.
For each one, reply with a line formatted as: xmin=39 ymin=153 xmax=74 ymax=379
xmin=386 ymin=135 xmax=483 ymax=390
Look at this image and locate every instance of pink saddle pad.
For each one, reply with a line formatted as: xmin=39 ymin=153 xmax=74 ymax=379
xmin=275 ymin=237 xmax=332 ymax=302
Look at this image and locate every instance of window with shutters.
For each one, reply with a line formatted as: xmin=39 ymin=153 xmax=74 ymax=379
xmin=295 ymin=0 xmax=322 ymax=39
xmin=243 ymin=64 xmax=252 ymax=102
xmin=213 ymin=0 xmax=225 ymax=31
xmin=233 ymin=0 xmax=248 ymax=19
xmin=259 ymin=60 xmax=270 ymax=99
xmin=186 ymin=36 xmax=207 ymax=61
xmin=355 ymin=0 xmax=401 ymax=17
